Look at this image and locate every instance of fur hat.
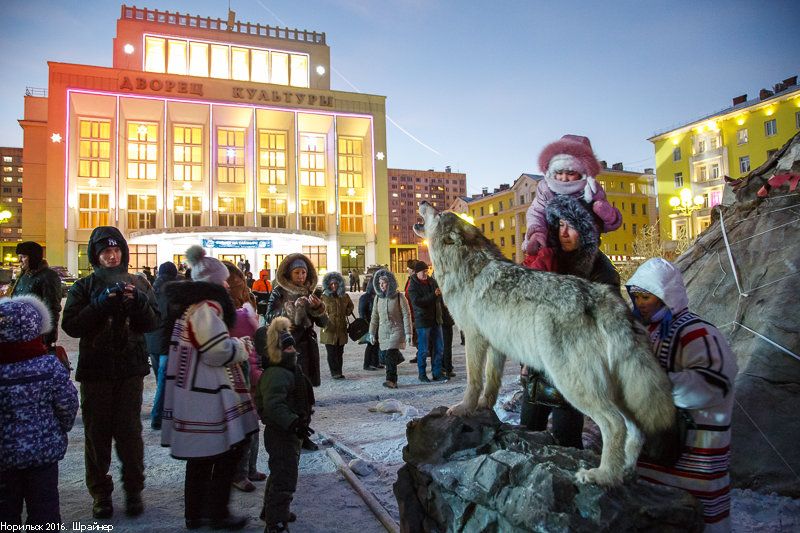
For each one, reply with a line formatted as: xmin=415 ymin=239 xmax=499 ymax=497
xmin=413 ymin=261 xmax=428 ymax=273
xmin=538 ymin=135 xmax=601 ymax=181
xmin=0 ymin=295 xmax=53 ymax=342
xmin=544 ymin=195 xmax=600 ymax=250
xmin=406 ymin=258 xmax=418 ymax=270
xmin=16 ymin=241 xmax=43 ymax=270
xmin=185 ymin=245 xmax=228 ymax=285
xmin=158 ymin=261 xmax=178 ymax=278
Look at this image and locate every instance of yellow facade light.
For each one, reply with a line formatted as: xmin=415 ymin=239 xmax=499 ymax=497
xmin=672 ymin=137 xmax=679 ymax=145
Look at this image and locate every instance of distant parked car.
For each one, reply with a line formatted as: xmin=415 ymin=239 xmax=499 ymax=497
xmin=50 ymin=266 xmax=78 ymax=298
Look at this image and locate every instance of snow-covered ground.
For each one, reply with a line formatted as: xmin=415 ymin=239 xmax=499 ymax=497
xmin=47 ymin=296 xmax=799 ymax=532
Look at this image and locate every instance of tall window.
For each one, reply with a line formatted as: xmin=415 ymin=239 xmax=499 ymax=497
xmin=144 ymin=36 xmax=165 ymax=73
xmin=127 ymin=122 xmax=158 ymax=180
xmin=698 ymin=166 xmax=708 ymax=182
xmin=259 ymin=198 xmax=287 ymax=228
xmin=338 ymin=138 xmax=363 ymax=188
xmin=764 ymin=119 xmax=777 ymax=137
xmin=711 ymin=163 xmax=720 ymax=180
xmin=78 ymin=120 xmax=111 ymax=178
xmin=129 ymin=244 xmax=157 ymax=271
xmin=218 ymin=195 xmax=245 ymax=226
xmin=796 ymin=111 xmax=800 ymax=130
xmin=672 ymin=147 xmax=681 ymax=162
xmin=300 ymin=200 xmax=326 ymax=231
xmin=697 ymin=140 xmax=706 ymax=154
xmin=302 ymin=246 xmax=327 ymax=272
xmin=167 ymin=40 xmax=187 ymax=75
xmin=340 ymin=201 xmax=363 ymax=233
xmin=674 ymin=172 xmax=683 ymax=188
xmin=79 ymin=193 xmax=109 ymax=229
xmin=217 ymin=128 xmax=245 ymax=183
xmin=173 ymin=126 xmax=203 ymax=181
xmin=290 ymin=54 xmax=308 ymax=87
xmin=631 ymin=203 xmax=637 ymax=215
xmin=737 ymin=128 xmax=748 ymax=144
xmin=173 ymin=194 xmax=202 ymax=227
xmin=127 ymin=194 xmax=157 ymax=230
xmin=231 ymin=47 xmax=249 ymax=81
xmin=739 ymin=156 xmax=751 ymax=174
xmin=299 ymin=135 xmax=325 ymax=186
xmin=258 ymin=131 xmax=287 ymax=184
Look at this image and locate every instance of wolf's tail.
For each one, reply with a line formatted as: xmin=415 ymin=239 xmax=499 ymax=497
xmin=597 ymin=295 xmax=675 ymax=435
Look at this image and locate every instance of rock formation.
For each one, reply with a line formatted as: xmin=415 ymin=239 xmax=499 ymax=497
xmin=394 ymin=407 xmax=704 ymax=532
xmin=676 ymin=131 xmax=800 ymax=496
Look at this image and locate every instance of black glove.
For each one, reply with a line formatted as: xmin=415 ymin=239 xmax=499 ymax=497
xmin=94 ymin=290 xmax=120 ymax=313
xmin=289 ymin=418 xmax=314 ymax=440
xmin=127 ymin=287 xmax=149 ymax=312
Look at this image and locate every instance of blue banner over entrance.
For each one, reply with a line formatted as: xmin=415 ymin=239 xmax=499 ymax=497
xmin=202 ymin=239 xmax=272 ymax=248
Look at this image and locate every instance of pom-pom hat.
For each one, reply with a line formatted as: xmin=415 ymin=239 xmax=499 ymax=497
xmin=185 ymin=245 xmax=229 ymax=285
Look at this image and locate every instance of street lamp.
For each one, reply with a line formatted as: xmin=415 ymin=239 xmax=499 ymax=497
xmin=668 ymin=188 xmax=704 ymax=238
xmin=0 ymin=210 xmax=11 ymax=223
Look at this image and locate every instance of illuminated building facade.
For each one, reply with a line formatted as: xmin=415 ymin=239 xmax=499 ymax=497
xmin=20 ymin=5 xmax=388 ymax=278
xmin=649 ymin=75 xmax=799 ymax=242
xmin=0 ymin=147 xmax=23 ymax=264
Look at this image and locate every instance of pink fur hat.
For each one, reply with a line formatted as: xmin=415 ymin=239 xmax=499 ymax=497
xmin=538 ymin=134 xmax=601 ymax=181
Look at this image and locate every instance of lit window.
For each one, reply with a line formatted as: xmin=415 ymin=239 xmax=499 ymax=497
xmin=737 ymin=128 xmax=748 ymax=145
xmin=499 ymin=218 xmax=505 ymax=230
xmin=210 ymin=44 xmax=229 ymax=79
xmin=300 ymin=199 xmax=326 ymax=231
xmin=259 ymin=198 xmax=287 ymax=228
xmin=78 ymin=119 xmax=111 ymax=179
xmin=127 ymin=194 xmax=157 ymax=230
xmin=271 ymin=52 xmax=289 ymax=85
xmin=231 ymin=47 xmax=249 ymax=81
xmin=251 ymin=50 xmax=269 ymax=83
xmin=764 ymin=119 xmax=777 ymax=137
xmin=173 ymin=126 xmax=203 ymax=181
xmin=144 ymin=37 xmax=166 ymax=73
xmin=189 ymin=42 xmax=209 ymax=77
xmin=340 ymin=201 xmax=363 ymax=232
xmin=290 ymin=54 xmax=308 ymax=88
xmin=338 ymin=137 xmax=363 ymax=188
xmin=173 ymin=194 xmax=202 ymax=227
xmin=299 ymin=134 xmax=325 ymax=186
xmin=218 ymin=195 xmax=245 ymax=226
xmin=78 ymin=193 xmax=109 ymax=229
xmin=127 ymin=122 xmax=157 ymax=180
xmin=258 ymin=131 xmax=287 ymax=185
xmin=217 ymin=128 xmax=245 ymax=183
xmin=167 ymin=40 xmax=187 ymax=75
xmin=2 ymin=157 xmax=10 ymax=163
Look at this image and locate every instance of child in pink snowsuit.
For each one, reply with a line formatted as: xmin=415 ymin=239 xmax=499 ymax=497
xmin=523 ymin=135 xmax=622 ymax=260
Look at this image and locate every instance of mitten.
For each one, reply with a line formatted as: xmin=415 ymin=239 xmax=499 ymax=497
xmin=592 ymin=199 xmax=622 ymax=232
xmin=526 ymin=232 xmax=545 ymax=256
xmin=584 ymin=177 xmax=599 ymax=203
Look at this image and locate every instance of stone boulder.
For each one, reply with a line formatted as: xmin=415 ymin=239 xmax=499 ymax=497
xmin=394 ymin=407 xmax=704 ymax=532
xmin=675 ymin=131 xmax=800 ymax=496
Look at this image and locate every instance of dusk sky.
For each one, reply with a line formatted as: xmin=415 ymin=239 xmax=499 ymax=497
xmin=1 ymin=0 xmax=798 ymax=195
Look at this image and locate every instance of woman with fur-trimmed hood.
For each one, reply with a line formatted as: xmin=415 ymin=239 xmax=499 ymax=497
xmin=264 ymin=254 xmax=328 ymax=389
xmin=319 ymin=271 xmax=353 ymax=380
xmin=367 ymin=269 xmax=412 ymax=389
xmin=160 ymin=245 xmax=257 ymax=530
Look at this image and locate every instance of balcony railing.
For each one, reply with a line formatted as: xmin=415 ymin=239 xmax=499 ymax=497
xmin=121 ymin=5 xmax=326 ymax=45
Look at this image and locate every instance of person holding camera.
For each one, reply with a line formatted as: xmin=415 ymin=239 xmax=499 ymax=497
xmin=61 ymin=226 xmax=159 ymax=519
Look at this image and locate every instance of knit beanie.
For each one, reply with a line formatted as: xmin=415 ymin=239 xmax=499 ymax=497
xmin=0 ymin=295 xmax=52 ymax=342
xmin=289 ymin=258 xmax=307 ymax=273
xmin=279 ymin=330 xmax=296 ymax=350
xmin=413 ymin=261 xmax=428 ymax=273
xmin=16 ymin=241 xmax=44 ymax=270
xmin=158 ymin=261 xmax=178 ymax=278
xmin=185 ymin=245 xmax=229 ymax=285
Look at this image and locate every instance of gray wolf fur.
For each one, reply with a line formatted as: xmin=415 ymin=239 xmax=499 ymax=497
xmin=413 ymin=201 xmax=675 ymax=486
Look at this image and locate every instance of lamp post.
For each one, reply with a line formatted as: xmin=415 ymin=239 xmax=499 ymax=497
xmin=668 ymin=188 xmax=704 ymax=239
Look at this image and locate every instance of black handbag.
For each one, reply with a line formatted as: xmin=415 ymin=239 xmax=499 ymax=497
xmin=640 ymin=407 xmax=696 ymax=468
xmin=347 ymin=313 xmax=369 ymax=342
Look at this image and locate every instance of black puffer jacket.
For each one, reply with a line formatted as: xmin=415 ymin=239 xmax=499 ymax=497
xmin=407 ymin=274 xmax=443 ymax=329
xmin=61 ymin=226 xmax=159 ymax=382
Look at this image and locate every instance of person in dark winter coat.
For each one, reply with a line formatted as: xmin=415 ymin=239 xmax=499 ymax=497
xmin=60 ymin=226 xmax=159 ymax=519
xmin=406 ymin=261 xmax=447 ymax=382
xmin=520 ymin=195 xmax=620 ymax=449
xmin=358 ymin=276 xmax=381 ymax=370
xmin=440 ymin=300 xmax=456 ymax=378
xmin=0 ymin=295 xmax=78 ymax=526
xmin=161 ymin=246 xmax=257 ymax=531
xmin=6 ymin=241 xmax=62 ymax=351
xmin=320 ymin=271 xmax=353 ymax=380
xmin=144 ymin=261 xmax=181 ymax=430
xmin=367 ymin=270 xmax=412 ymax=389
xmin=255 ymin=317 xmax=315 ymax=533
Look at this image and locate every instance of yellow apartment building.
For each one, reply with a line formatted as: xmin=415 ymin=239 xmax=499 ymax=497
xmin=649 ymin=75 xmax=800 ymax=242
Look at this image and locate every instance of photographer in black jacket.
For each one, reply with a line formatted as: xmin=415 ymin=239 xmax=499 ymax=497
xmin=61 ymin=226 xmax=158 ymax=519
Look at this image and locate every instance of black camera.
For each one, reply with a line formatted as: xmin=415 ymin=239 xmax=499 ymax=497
xmin=104 ymin=281 xmax=127 ymax=297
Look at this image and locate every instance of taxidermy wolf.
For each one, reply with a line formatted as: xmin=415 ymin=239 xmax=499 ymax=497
xmin=413 ymin=201 xmax=675 ymax=486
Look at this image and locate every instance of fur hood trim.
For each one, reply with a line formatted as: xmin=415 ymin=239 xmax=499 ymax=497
xmin=372 ymin=269 xmax=399 ymax=298
xmin=544 ymin=195 xmax=599 ymax=250
xmin=275 ymin=253 xmax=317 ymax=295
xmin=164 ymin=280 xmax=238 ymax=329
xmin=322 ymin=271 xmax=347 ymax=297
xmin=266 ymin=317 xmax=295 ymax=365
xmin=0 ymin=295 xmax=53 ymax=339
xmin=626 ymin=258 xmax=688 ymax=313
xmin=538 ymin=134 xmax=600 ymax=181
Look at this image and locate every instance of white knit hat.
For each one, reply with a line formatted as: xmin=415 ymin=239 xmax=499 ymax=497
xmin=185 ymin=245 xmax=229 ymax=285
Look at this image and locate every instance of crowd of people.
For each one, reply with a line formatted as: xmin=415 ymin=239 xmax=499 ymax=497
xmin=0 ymin=133 xmax=739 ymax=533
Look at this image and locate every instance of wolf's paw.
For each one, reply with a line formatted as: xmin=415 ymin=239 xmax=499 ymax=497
xmin=476 ymin=397 xmax=497 ymax=410
xmin=575 ymin=467 xmax=623 ymax=486
xmin=447 ymin=402 xmax=475 ymax=416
